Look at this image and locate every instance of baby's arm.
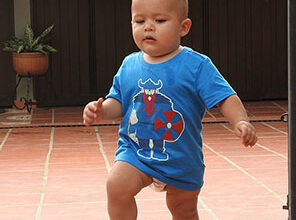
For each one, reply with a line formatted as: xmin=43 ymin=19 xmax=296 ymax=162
xmin=217 ymin=95 xmax=257 ymax=147
xmin=83 ymin=97 xmax=122 ymax=125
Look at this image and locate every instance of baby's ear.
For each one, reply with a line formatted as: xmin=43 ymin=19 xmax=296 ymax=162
xmin=180 ymin=18 xmax=192 ymax=37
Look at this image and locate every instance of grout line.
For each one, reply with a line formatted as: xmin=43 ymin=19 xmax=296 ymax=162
xmin=0 ymin=129 xmax=11 ymax=151
xmin=35 ymin=127 xmax=55 ymax=220
xmin=0 ymin=119 xmax=284 ymax=130
xmin=219 ymin=124 xmax=232 ymax=132
xmin=199 ymin=196 xmax=219 ymax=219
xmin=206 ymin=110 xmax=217 ymax=121
xmin=1 ymin=200 xmax=107 ymax=209
xmin=94 ymin=127 xmax=111 ymax=173
xmin=220 ymin=124 xmax=287 ymax=159
xmin=203 ymin=142 xmax=285 ymax=203
xmin=255 ymin=143 xmax=287 ymax=160
xmin=245 ymin=109 xmax=255 ymax=117
xmin=51 ymin=108 xmax=55 ymax=124
xmin=3 ymin=193 xmax=284 ymax=208
xmin=261 ymin=122 xmax=288 ymax=135
xmin=2 ymin=197 xmax=181 ymax=209
xmin=271 ymin=101 xmax=288 ymax=112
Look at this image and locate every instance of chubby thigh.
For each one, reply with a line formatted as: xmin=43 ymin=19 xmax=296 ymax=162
xmin=106 ymin=161 xmax=201 ymax=216
xmin=106 ymin=161 xmax=153 ymax=197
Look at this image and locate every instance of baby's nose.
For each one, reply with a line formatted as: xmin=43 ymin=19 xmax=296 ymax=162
xmin=144 ymin=22 xmax=154 ymax=31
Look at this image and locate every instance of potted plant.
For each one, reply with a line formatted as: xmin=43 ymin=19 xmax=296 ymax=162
xmin=2 ymin=24 xmax=57 ymax=76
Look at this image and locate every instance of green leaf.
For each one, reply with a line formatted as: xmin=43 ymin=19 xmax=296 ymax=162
xmin=43 ymin=44 xmax=57 ymax=53
xmin=32 ymin=36 xmax=41 ymax=48
xmin=34 ymin=44 xmax=43 ymax=51
xmin=24 ymin=24 xmax=34 ymax=48
xmin=2 ymin=47 xmax=15 ymax=52
xmin=17 ymin=45 xmax=24 ymax=53
xmin=35 ymin=45 xmax=47 ymax=54
xmin=2 ymin=24 xmax=57 ymax=53
xmin=38 ymin=24 xmax=54 ymax=42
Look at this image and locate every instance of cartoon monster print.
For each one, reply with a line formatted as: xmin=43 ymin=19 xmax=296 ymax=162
xmin=128 ymin=78 xmax=185 ymax=161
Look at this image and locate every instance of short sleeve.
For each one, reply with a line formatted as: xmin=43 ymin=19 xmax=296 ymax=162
xmin=196 ymin=58 xmax=236 ymax=109
xmin=105 ymin=64 xmax=124 ymax=103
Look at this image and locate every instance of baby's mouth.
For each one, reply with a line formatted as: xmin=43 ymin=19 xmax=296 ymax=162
xmin=144 ymin=36 xmax=155 ymax=41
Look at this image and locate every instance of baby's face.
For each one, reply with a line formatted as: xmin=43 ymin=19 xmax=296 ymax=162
xmin=131 ymin=0 xmax=187 ymax=59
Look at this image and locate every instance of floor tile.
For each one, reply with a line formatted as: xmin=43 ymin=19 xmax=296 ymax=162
xmin=0 ymin=100 xmax=289 ymax=219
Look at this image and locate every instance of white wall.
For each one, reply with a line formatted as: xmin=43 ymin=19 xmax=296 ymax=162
xmin=14 ymin=0 xmax=33 ymax=101
xmin=14 ymin=0 xmax=31 ymax=37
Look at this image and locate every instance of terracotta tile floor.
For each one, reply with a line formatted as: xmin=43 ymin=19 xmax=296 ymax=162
xmin=0 ymin=100 xmax=289 ymax=219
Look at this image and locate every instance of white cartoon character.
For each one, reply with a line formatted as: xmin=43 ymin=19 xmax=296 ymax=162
xmin=128 ymin=79 xmax=185 ymax=161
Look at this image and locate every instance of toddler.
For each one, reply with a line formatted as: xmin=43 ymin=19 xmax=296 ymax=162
xmin=83 ymin=0 xmax=257 ymax=219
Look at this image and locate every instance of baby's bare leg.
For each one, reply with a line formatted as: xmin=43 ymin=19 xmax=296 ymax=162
xmin=106 ymin=161 xmax=153 ymax=220
xmin=166 ymin=185 xmax=201 ymax=220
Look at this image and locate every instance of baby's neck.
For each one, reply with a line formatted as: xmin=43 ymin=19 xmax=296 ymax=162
xmin=143 ymin=46 xmax=183 ymax=64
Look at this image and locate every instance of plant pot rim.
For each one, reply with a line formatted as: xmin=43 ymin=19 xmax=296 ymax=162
xmin=13 ymin=52 xmax=48 ymax=56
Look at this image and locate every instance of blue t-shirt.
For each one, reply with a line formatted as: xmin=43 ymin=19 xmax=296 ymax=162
xmin=106 ymin=47 xmax=235 ymax=190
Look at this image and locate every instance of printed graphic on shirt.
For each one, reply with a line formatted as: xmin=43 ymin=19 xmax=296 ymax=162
xmin=128 ymin=78 xmax=185 ymax=161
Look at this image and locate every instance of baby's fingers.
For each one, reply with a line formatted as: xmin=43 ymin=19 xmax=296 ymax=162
xmin=88 ymin=101 xmax=99 ymax=113
xmin=242 ymin=129 xmax=257 ymax=147
xmin=95 ymin=98 xmax=104 ymax=113
xmin=83 ymin=111 xmax=97 ymax=125
xmin=83 ymin=102 xmax=99 ymax=125
xmin=248 ymin=133 xmax=258 ymax=146
xmin=235 ymin=121 xmax=257 ymax=147
xmin=84 ymin=109 xmax=98 ymax=120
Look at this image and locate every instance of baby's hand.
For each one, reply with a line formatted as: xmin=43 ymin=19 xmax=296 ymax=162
xmin=234 ymin=121 xmax=257 ymax=147
xmin=83 ymin=98 xmax=104 ymax=125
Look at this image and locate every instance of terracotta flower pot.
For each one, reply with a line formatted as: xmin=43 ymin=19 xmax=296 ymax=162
xmin=12 ymin=52 xmax=49 ymax=76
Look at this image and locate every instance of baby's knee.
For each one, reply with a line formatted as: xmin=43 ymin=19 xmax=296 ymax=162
xmin=169 ymin=204 xmax=198 ymax=219
xmin=106 ymin=174 xmax=126 ymax=198
xmin=106 ymin=161 xmax=152 ymax=199
xmin=106 ymin=172 xmax=141 ymax=199
xmin=166 ymin=187 xmax=200 ymax=219
xmin=168 ymin=202 xmax=199 ymax=220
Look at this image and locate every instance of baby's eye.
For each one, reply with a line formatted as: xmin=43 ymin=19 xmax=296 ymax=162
xmin=135 ymin=20 xmax=145 ymax=24
xmin=156 ymin=19 xmax=166 ymax=23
